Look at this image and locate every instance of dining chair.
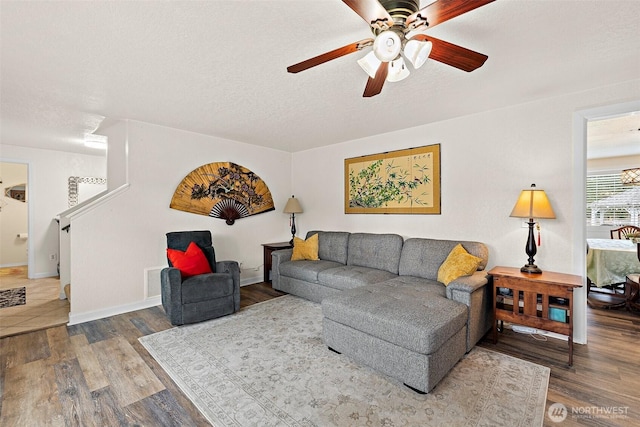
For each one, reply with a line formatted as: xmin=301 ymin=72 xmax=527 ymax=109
xmin=587 ymin=278 xmax=628 ymax=310
xmin=610 ymin=225 xmax=640 ymax=239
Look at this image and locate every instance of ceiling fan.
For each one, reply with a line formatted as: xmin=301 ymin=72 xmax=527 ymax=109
xmin=287 ymin=0 xmax=495 ymax=97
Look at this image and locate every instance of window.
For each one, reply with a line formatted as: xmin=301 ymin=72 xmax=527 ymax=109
xmin=586 ymin=173 xmax=639 ymax=225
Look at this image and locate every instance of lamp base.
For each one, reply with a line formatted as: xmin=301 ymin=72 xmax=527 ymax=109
xmin=520 ymin=264 xmax=542 ymax=274
xmin=520 ymin=219 xmax=542 ymax=274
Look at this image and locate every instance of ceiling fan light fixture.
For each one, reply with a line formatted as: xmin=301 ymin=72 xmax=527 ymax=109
xmin=404 ymin=39 xmax=432 ymax=69
xmin=373 ymin=31 xmax=402 ymax=62
xmin=357 ymin=51 xmax=381 ymax=79
xmin=386 ymin=57 xmax=410 ymax=82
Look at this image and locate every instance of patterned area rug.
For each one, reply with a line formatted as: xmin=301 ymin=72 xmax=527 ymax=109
xmin=140 ymin=296 xmax=549 ymax=427
xmin=0 ymin=287 xmax=26 ymax=309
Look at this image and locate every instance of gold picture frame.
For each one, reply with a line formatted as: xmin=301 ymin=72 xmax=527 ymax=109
xmin=345 ymin=144 xmax=441 ymax=214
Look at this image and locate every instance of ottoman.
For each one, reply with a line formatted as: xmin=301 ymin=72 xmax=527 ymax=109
xmin=322 ymin=284 xmax=468 ymax=393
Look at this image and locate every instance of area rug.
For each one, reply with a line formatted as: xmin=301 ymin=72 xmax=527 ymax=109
xmin=140 ymin=296 xmax=549 ymax=427
xmin=0 ymin=287 xmax=26 ymax=309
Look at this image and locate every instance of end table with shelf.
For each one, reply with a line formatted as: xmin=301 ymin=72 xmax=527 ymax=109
xmin=488 ymin=266 xmax=582 ymax=366
xmin=262 ymin=242 xmax=293 ymax=283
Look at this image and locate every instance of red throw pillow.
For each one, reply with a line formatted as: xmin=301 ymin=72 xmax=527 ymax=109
xmin=166 ymin=241 xmax=213 ymax=278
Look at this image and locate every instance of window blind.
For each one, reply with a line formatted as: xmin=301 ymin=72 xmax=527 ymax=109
xmin=586 ymin=173 xmax=630 ymax=225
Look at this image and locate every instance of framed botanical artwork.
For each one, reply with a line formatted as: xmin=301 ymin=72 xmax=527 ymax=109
xmin=345 ymin=144 xmax=440 ymax=214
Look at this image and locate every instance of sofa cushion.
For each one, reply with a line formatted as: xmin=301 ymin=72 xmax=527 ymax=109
xmin=347 ymin=233 xmax=404 ymax=274
xmin=375 ymin=276 xmax=446 ymax=298
xmin=279 ymin=260 xmax=344 ymax=283
xmin=291 ymin=234 xmax=319 ymax=261
xmin=317 ymin=266 xmax=397 ymax=291
xmin=307 ymin=231 xmax=350 ymax=264
xmin=181 ymin=273 xmax=233 ymax=303
xmin=399 ymin=238 xmax=488 ymax=280
xmin=322 ymin=286 xmax=467 ymax=355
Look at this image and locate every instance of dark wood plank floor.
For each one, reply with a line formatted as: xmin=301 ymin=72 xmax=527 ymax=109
xmin=1 ymin=283 xmax=639 ymax=426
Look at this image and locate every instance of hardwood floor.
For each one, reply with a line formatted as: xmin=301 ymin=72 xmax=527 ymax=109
xmin=0 ymin=266 xmax=69 ymax=338
xmin=1 ymin=283 xmax=638 ymax=426
xmin=478 ymin=308 xmax=640 ymax=426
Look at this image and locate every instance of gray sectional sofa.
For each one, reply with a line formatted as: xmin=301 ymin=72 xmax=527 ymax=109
xmin=271 ymin=230 xmax=492 ymax=393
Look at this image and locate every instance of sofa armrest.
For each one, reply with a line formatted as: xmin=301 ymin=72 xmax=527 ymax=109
xmin=161 ymin=267 xmax=183 ymax=323
xmin=216 ymin=260 xmax=241 ymax=311
xmin=445 ymin=271 xmax=492 ymax=352
xmin=272 ymin=248 xmax=293 ymax=263
xmin=271 ymin=248 xmax=293 ymax=289
xmin=446 ymin=271 xmax=489 ymax=296
xmin=216 ymin=260 xmax=240 ymax=281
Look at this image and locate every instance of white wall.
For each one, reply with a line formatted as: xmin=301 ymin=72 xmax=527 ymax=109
xmin=291 ymin=79 xmax=640 ymax=345
xmin=587 ymin=155 xmax=640 ymax=174
xmin=68 ymin=121 xmax=292 ymax=323
xmin=0 ymin=162 xmax=28 ymax=266
xmin=0 ymin=145 xmax=106 ymax=278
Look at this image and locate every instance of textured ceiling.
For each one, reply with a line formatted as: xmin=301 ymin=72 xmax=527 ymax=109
xmin=1 ymin=1 xmax=639 ymax=156
xmin=588 ymin=113 xmax=640 ymax=160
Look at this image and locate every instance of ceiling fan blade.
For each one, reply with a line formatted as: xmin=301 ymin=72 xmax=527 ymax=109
xmin=287 ymin=39 xmax=374 ymax=74
xmin=342 ymin=0 xmax=394 ymax=30
xmin=363 ymin=62 xmax=388 ymax=97
xmin=406 ymin=0 xmax=495 ymax=30
xmin=411 ymin=34 xmax=488 ymax=72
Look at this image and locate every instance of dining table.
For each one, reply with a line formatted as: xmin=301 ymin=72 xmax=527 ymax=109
xmin=586 ymin=238 xmax=640 ymax=287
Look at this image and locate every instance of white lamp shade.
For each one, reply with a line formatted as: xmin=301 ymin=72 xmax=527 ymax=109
xmin=404 ymin=39 xmax=432 ymax=69
xmin=386 ymin=57 xmax=410 ymax=82
xmin=357 ymin=51 xmax=381 ymax=79
xmin=283 ymin=196 xmax=303 ymax=214
xmin=509 ymin=186 xmax=556 ymax=219
xmin=373 ymin=31 xmax=401 ymax=62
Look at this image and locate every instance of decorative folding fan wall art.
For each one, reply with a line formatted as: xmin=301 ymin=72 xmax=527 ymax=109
xmin=170 ymin=162 xmax=275 ymax=225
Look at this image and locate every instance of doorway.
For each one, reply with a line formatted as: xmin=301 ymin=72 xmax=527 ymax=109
xmin=572 ymin=100 xmax=640 ymax=344
xmin=0 ymin=162 xmax=29 ymax=272
xmin=586 ymin=113 xmax=640 ymax=238
xmin=0 ymin=266 xmax=69 ymax=337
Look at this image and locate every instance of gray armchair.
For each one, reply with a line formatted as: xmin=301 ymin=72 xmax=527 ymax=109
xmin=161 ymin=230 xmax=240 ymax=325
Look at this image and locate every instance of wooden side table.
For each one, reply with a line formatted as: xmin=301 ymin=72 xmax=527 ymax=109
xmin=488 ymin=266 xmax=582 ymax=366
xmin=262 ymin=242 xmax=293 ymax=283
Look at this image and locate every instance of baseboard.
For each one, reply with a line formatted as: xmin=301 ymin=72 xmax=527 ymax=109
xmin=0 ymin=264 xmax=58 ymax=280
xmin=68 ymin=295 xmax=161 ymax=326
xmin=68 ymin=278 xmax=264 ymax=325
xmin=241 ymin=275 xmax=263 ymax=286
xmin=0 ymin=262 xmax=28 ymax=268
xmin=31 ymin=271 xmax=59 ymax=279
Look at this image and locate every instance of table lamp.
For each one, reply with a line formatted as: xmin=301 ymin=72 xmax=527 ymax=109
xmin=510 ymin=184 xmax=556 ymax=274
xmin=283 ymin=195 xmax=303 ymax=244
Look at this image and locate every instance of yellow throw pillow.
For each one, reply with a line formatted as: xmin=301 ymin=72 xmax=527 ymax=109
xmin=291 ymin=233 xmax=319 ymax=261
xmin=437 ymin=244 xmax=482 ymax=286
